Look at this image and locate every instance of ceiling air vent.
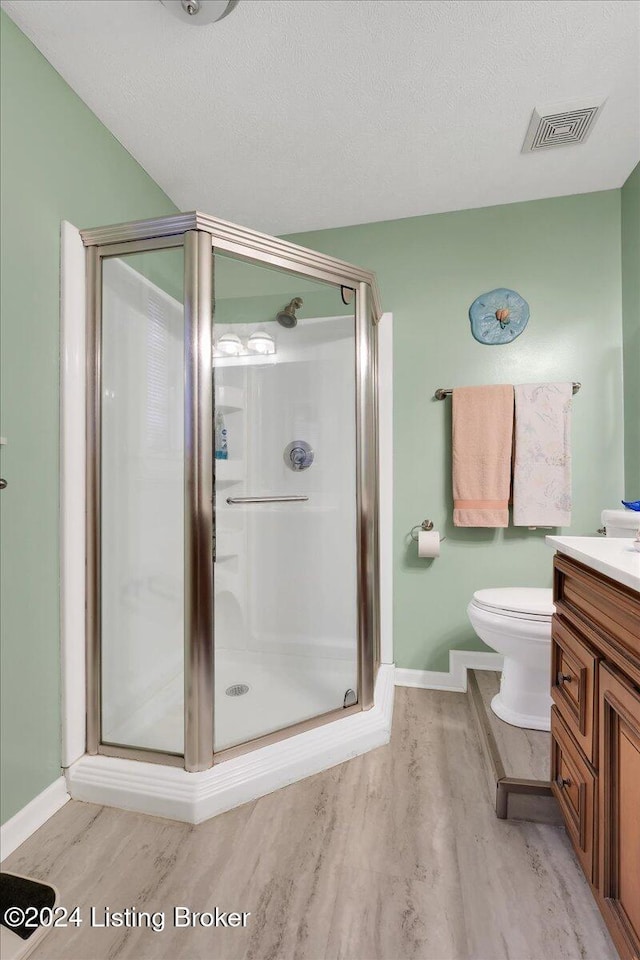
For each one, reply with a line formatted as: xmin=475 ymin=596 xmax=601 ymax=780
xmin=522 ymin=100 xmax=605 ymax=153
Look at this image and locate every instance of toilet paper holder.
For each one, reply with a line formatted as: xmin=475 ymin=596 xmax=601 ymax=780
xmin=410 ymin=519 xmax=446 ymax=542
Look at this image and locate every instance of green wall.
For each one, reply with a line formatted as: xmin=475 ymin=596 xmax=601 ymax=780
xmin=621 ymin=163 xmax=640 ymax=498
xmin=0 ymin=11 xmax=178 ymax=824
xmin=286 ymin=191 xmax=625 ymax=671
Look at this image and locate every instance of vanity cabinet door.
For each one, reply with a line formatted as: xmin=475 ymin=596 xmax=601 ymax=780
xmin=551 ymin=707 xmax=596 ymax=882
xmin=598 ymin=664 xmax=640 ymax=960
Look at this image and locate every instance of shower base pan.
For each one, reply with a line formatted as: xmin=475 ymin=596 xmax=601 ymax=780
xmin=66 ymin=664 xmax=394 ymax=823
xmin=102 ymin=648 xmax=362 ymax=755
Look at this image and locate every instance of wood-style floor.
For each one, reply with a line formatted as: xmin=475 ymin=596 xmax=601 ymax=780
xmin=473 ymin=670 xmax=551 ymax=780
xmin=2 ymin=688 xmax=616 ymax=960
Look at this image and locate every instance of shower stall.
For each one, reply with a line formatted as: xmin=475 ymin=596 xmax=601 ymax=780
xmin=78 ymin=211 xmax=384 ymax=789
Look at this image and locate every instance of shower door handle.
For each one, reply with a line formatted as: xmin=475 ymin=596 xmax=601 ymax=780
xmin=226 ymin=495 xmax=309 ymax=504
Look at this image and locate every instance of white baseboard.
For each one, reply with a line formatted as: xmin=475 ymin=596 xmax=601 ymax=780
xmin=67 ymin=664 xmax=395 ymax=824
xmin=395 ymin=650 xmax=503 ymax=693
xmin=1 ymin=777 xmax=70 ymax=861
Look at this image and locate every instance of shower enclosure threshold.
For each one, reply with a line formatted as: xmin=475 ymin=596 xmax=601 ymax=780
xmin=65 ymin=664 xmax=394 ymax=824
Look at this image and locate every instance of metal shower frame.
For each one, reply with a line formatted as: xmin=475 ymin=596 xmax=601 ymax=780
xmin=81 ymin=211 xmax=382 ymax=772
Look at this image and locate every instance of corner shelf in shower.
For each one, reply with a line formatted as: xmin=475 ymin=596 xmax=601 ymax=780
xmin=214 ymin=460 xmax=244 ymax=488
xmin=215 ymin=385 xmax=244 ymax=415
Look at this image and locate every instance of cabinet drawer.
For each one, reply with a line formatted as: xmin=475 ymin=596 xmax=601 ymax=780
xmin=551 ymin=616 xmax=599 ymax=766
xmin=554 ymin=555 xmax=640 ymax=672
xmin=551 ymin=707 xmax=596 ymax=883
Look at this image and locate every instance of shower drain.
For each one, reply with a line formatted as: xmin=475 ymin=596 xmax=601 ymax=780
xmin=225 ymin=683 xmax=250 ymax=697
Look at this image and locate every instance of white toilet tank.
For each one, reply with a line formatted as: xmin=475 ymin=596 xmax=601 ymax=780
xmin=601 ymin=509 xmax=640 ymax=538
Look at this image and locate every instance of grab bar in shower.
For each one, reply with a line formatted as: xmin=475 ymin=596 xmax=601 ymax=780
xmin=225 ymin=495 xmax=309 ymax=505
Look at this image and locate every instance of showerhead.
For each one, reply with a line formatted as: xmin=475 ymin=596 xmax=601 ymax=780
xmin=276 ymin=297 xmax=303 ymax=328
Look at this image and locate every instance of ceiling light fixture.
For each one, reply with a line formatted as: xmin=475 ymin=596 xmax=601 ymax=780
xmin=160 ymin=0 xmax=239 ymax=26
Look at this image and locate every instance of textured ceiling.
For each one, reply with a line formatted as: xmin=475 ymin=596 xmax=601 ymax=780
xmin=2 ymin=0 xmax=639 ymax=234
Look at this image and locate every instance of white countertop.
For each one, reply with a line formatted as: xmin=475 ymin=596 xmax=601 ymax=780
xmin=546 ymin=536 xmax=640 ymax=593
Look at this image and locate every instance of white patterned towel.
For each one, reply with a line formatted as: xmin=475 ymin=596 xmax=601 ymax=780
xmin=513 ymin=382 xmax=572 ymax=527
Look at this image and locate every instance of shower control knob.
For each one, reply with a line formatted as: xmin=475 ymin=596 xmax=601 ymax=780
xmin=284 ymin=440 xmax=314 ymax=472
xmin=290 ymin=447 xmax=307 ymax=469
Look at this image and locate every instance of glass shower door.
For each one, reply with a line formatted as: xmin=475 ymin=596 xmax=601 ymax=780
xmin=213 ymin=254 xmax=359 ymax=751
xmin=100 ymin=246 xmax=185 ymax=756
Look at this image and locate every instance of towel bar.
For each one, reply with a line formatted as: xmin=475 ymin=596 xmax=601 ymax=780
xmin=226 ymin=495 xmax=309 ymax=504
xmin=434 ymin=382 xmax=581 ymax=400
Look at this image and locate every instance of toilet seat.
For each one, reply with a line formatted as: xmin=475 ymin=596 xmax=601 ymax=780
xmin=471 ymin=587 xmax=554 ymax=622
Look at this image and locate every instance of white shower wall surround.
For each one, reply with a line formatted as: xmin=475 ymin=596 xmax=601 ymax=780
xmin=215 ymin=319 xmax=358 ymax=649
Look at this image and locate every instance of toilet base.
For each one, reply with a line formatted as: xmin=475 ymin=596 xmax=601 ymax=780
xmin=466 ymin=598 xmax=553 ymax=732
xmin=490 ymin=692 xmax=551 ymax=731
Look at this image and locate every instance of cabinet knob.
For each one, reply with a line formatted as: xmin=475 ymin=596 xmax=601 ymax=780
xmin=556 ymin=775 xmax=571 ymax=789
xmin=0 ymin=478 xmax=7 ymax=490
xmin=557 ymin=671 xmax=572 ymax=685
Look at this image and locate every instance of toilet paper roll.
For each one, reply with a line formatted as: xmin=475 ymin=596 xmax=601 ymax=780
xmin=418 ymin=530 xmax=440 ymax=558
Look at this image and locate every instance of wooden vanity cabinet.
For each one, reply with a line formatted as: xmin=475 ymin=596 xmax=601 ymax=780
xmin=598 ymin=664 xmax=640 ymax=960
xmin=552 ymin=554 xmax=640 ymax=960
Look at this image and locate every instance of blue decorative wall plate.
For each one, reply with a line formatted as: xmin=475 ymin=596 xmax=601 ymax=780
xmin=469 ymin=288 xmax=529 ymax=345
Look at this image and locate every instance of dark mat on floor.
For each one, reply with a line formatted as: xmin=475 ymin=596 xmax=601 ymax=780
xmin=0 ymin=873 xmax=56 ymax=941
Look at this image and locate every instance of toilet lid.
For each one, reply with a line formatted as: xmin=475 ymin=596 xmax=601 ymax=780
xmin=472 ymin=587 xmax=555 ymax=619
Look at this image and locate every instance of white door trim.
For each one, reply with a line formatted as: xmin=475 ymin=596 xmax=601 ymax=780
xmin=60 ymin=221 xmax=86 ymax=768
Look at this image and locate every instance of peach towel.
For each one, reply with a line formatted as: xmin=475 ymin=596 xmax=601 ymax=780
xmin=452 ymin=385 xmax=514 ymax=527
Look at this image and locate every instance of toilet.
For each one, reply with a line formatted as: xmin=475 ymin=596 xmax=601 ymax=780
xmin=467 ymin=587 xmax=555 ymax=731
